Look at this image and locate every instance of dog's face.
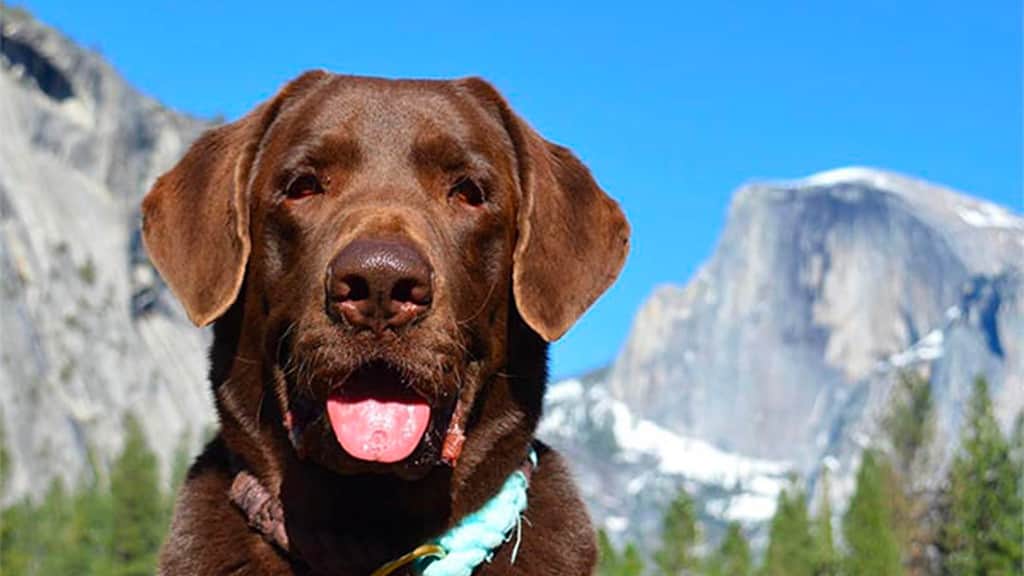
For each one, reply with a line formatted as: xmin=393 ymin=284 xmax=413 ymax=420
xmin=142 ymin=72 xmax=629 ymax=480
xmin=250 ymin=76 xmax=526 ymax=478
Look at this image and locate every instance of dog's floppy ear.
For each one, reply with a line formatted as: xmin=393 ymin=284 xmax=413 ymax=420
xmin=141 ymin=70 xmax=329 ymax=326
xmin=460 ymin=78 xmax=630 ymax=342
xmin=512 ymin=130 xmax=631 ymax=342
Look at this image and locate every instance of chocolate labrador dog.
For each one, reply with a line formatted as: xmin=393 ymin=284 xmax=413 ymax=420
xmin=143 ymin=71 xmax=629 ymax=575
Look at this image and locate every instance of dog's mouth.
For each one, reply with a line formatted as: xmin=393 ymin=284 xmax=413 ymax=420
xmin=278 ymin=329 xmax=468 ymax=476
xmin=326 ymin=363 xmax=432 ymax=464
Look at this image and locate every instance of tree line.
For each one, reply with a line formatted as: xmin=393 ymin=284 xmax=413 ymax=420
xmin=599 ymin=374 xmax=1023 ymax=576
xmin=0 ymin=415 xmax=189 ymax=576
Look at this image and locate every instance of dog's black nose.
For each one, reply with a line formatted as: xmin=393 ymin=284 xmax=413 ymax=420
xmin=326 ymin=239 xmax=433 ymax=333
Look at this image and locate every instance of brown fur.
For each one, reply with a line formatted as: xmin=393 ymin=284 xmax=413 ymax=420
xmin=143 ymin=71 xmax=629 ymax=575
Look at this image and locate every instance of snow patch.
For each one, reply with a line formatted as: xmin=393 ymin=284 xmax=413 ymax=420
xmin=60 ymin=97 xmax=93 ymax=128
xmin=545 ymin=378 xmax=584 ymax=404
xmin=957 ymin=203 xmax=1024 ymax=230
xmin=605 ymin=516 xmax=629 ymax=533
xmin=541 ymin=380 xmax=794 ymax=523
xmin=802 ymin=166 xmax=900 ymax=191
xmin=626 ymin=474 xmax=649 ymax=496
xmin=608 ymin=400 xmax=789 ymax=486
xmin=889 ymin=329 xmax=944 ymax=367
xmin=822 ymin=455 xmax=840 ymax=472
xmin=721 ymin=494 xmax=779 ymax=523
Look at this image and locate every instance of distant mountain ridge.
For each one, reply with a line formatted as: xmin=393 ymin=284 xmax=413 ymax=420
xmin=603 ymin=166 xmax=1020 ymax=462
xmin=544 ymin=165 xmax=1022 ymax=546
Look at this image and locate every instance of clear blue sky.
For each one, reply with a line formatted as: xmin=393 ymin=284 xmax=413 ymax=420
xmin=17 ymin=0 xmax=1022 ymax=379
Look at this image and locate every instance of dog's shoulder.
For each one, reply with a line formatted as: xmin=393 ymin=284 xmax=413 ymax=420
xmin=478 ymin=442 xmax=597 ymax=575
xmin=159 ymin=437 xmax=294 ymax=576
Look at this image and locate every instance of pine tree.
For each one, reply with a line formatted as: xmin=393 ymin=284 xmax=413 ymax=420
xmin=0 ymin=421 xmax=123 ymax=576
xmin=597 ymin=529 xmax=621 ymax=576
xmin=596 ymin=529 xmax=644 ymax=576
xmin=654 ymin=487 xmax=700 ymax=575
xmin=1 ymin=498 xmax=33 ymax=575
xmin=66 ymin=471 xmax=116 ymax=576
xmin=705 ymin=522 xmax=751 ymax=576
xmin=842 ymin=449 xmax=904 ymax=575
xmin=812 ymin=467 xmax=838 ymax=576
xmin=621 ymin=544 xmax=645 ymax=576
xmin=1 ymin=490 xmax=70 ymax=576
xmin=110 ymin=413 xmax=166 ymax=576
xmin=32 ymin=478 xmax=77 ymax=575
xmin=0 ymin=463 xmax=118 ymax=576
xmin=883 ymin=371 xmax=935 ymax=480
xmin=941 ymin=376 xmax=1022 ymax=574
xmin=759 ymin=483 xmax=816 ymax=576
xmin=1010 ymin=410 xmax=1023 ymax=495
xmin=881 ymin=370 xmax=937 ymax=575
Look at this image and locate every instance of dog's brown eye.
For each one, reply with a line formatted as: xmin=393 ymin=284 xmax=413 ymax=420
xmin=285 ymin=174 xmax=323 ymax=200
xmin=449 ymin=177 xmax=485 ymax=207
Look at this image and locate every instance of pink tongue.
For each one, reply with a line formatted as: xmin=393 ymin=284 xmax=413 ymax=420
xmin=326 ymin=395 xmax=431 ymax=463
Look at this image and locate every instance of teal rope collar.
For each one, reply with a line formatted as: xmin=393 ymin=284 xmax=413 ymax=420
xmin=372 ymin=448 xmax=538 ymax=576
xmin=417 ymin=448 xmax=537 ymax=576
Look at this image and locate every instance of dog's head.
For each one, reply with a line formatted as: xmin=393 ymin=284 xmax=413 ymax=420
xmin=142 ymin=72 xmax=628 ymax=480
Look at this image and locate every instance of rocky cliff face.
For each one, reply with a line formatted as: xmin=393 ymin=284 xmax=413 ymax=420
xmin=0 ymin=9 xmax=214 ymax=503
xmin=542 ymin=167 xmax=1023 ymax=546
xmin=603 ymin=168 xmax=1021 ymax=464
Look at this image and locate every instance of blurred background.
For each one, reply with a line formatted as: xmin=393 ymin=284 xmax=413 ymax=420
xmin=0 ymin=2 xmax=1020 ymax=575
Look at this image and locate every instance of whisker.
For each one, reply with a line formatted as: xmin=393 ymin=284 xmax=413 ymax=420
xmin=254 ymin=386 xmax=266 ymax=430
xmin=455 ymin=276 xmax=500 ymax=326
xmin=232 ymin=355 xmax=259 ymax=366
xmin=276 ymin=321 xmax=297 ymax=365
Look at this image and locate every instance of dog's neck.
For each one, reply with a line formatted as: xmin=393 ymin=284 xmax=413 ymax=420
xmin=205 ymin=298 xmax=548 ymax=573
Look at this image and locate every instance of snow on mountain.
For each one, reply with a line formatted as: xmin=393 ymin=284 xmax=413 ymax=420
xmin=541 ymin=378 xmax=789 ymax=516
xmin=540 ymin=373 xmax=793 ymax=549
xmin=803 ymin=166 xmax=1023 ymax=233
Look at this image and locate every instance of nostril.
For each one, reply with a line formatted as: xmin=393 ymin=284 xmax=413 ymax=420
xmin=340 ymin=275 xmax=370 ymax=302
xmin=391 ymin=278 xmax=432 ymax=307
